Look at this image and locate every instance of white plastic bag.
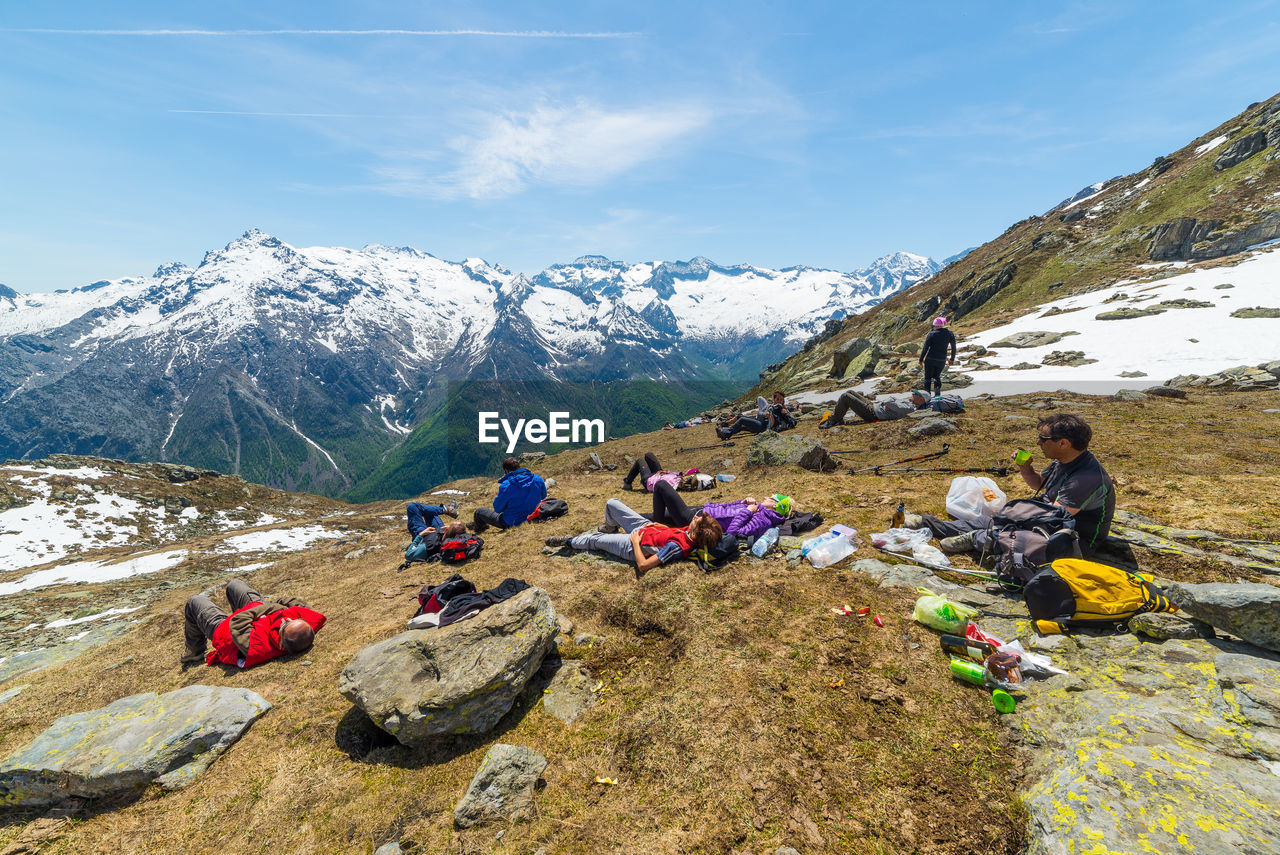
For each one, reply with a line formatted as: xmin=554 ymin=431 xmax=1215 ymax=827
xmin=912 ymin=542 xmax=951 ymax=567
xmin=945 ymin=476 xmax=1007 ymax=525
xmin=870 ymin=527 xmax=933 ymax=551
xmin=803 ymin=527 xmax=859 ymax=568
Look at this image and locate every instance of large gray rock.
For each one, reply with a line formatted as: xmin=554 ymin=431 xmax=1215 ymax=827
xmin=829 ymin=337 xmax=874 ymax=377
xmin=338 ymin=587 xmax=559 ymax=745
xmin=1165 ymin=582 xmax=1280 ymax=653
xmin=990 ymin=331 xmax=1073 ymax=348
xmin=1128 ymin=611 xmax=1211 ymax=640
xmin=1214 ymin=129 xmax=1267 ymax=170
xmin=0 ymin=686 xmax=270 ymax=807
xmin=1015 ymin=635 xmax=1280 ymax=855
xmin=453 ymin=744 xmax=548 ymax=828
xmin=746 ymin=431 xmax=836 ymax=472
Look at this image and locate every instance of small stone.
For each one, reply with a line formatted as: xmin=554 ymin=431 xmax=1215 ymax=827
xmin=542 ymin=660 xmax=597 ymax=725
xmin=907 ymin=417 xmax=959 ymax=438
xmin=373 ymin=844 xmax=403 ymax=855
xmin=300 ymin=660 xmax=313 ymax=666
xmin=573 ymin=633 xmax=605 ymax=647
xmin=1113 ymin=389 xmax=1148 ymax=401
xmin=1118 ymin=370 xmax=1148 ymax=378
xmin=1129 ymin=612 xmax=1211 ymax=640
xmin=1010 ymin=362 xmax=1042 ymax=370
xmin=1146 ymin=386 xmax=1187 ymax=399
xmin=557 ymin=614 xmax=574 ymax=635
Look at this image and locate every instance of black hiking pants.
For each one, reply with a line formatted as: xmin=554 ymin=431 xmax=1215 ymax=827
xmin=922 ymin=359 xmax=946 ymax=396
xmin=624 ymin=452 xmax=663 ymax=491
xmin=183 ymin=579 xmax=261 ymax=657
xmin=472 ymin=507 xmax=509 ymax=533
xmin=720 ymin=415 xmax=768 ymax=438
xmin=649 ymin=480 xmax=701 ymax=527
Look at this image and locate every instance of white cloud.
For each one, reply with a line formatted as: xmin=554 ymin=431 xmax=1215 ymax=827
xmin=384 ymin=103 xmax=713 ymax=199
xmin=3 ymin=28 xmax=638 ymax=38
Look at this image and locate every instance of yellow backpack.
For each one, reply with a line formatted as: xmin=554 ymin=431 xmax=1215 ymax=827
xmin=1025 ymin=558 xmax=1176 ymax=635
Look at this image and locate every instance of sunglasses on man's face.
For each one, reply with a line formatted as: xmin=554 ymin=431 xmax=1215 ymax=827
xmin=1035 ymin=433 xmax=1061 ymax=444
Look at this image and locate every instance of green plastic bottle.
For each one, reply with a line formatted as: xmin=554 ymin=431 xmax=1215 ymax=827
xmin=949 ymin=658 xmax=985 ymax=686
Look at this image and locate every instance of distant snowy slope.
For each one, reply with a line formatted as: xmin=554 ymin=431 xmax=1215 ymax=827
xmin=958 ymin=245 xmax=1280 ymax=389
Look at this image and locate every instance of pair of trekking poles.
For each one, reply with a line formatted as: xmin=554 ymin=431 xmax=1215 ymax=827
xmin=834 ymin=444 xmax=1010 ymax=477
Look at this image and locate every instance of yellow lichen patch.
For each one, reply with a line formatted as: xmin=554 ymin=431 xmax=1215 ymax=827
xmin=1054 ymin=799 xmax=1080 ymax=825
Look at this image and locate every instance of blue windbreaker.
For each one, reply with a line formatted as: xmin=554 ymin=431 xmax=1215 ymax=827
xmin=493 ymin=468 xmax=547 ymax=527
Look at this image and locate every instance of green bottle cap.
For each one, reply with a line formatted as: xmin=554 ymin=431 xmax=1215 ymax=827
xmin=991 ymin=689 xmax=1016 ymax=714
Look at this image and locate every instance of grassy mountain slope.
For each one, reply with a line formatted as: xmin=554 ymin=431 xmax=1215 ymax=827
xmin=2 ymin=386 xmax=1278 ymax=853
xmin=752 ymin=92 xmax=1280 ymax=399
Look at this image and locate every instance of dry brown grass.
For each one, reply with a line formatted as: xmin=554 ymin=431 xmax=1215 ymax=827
xmin=1 ymin=388 xmax=1277 ymax=854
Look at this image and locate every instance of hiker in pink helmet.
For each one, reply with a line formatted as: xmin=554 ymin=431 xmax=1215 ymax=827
xmin=919 ymin=316 xmax=956 ymax=396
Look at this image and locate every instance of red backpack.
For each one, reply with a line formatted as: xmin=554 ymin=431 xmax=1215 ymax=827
xmin=438 ymin=534 xmax=484 ymax=564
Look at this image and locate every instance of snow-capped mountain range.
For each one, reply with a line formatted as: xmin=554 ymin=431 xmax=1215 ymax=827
xmin=0 ymin=231 xmax=937 ymax=496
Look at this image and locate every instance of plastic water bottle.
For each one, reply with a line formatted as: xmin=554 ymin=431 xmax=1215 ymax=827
xmin=751 ymin=527 xmax=780 ymax=557
xmin=716 ymin=473 xmax=735 ymax=482
xmin=802 ymin=527 xmax=858 ymax=568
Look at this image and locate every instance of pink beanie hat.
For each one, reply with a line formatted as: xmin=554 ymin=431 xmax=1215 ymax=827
xmin=933 ymin=317 xmax=948 ymax=327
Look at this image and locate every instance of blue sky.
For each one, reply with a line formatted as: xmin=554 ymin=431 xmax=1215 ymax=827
xmin=3 ymin=1 xmax=1279 ymax=292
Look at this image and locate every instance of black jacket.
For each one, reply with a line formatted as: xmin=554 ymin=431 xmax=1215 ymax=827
xmin=920 ymin=328 xmax=956 ymax=362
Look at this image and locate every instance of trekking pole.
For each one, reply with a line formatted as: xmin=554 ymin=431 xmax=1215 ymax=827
xmin=830 ymin=449 xmax=869 ymax=455
xmin=874 ymin=545 xmax=998 ymax=578
xmin=851 ymin=444 xmax=950 ymax=474
xmin=873 ymin=466 xmax=1010 ymax=476
xmin=676 ymin=441 xmax=735 ymax=453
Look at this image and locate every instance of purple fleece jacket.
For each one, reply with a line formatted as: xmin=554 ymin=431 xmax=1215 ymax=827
xmin=701 ymin=500 xmax=785 ymax=539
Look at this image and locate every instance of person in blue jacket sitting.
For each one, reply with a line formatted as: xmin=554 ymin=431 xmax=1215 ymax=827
xmin=472 ymin=457 xmax=547 ymax=533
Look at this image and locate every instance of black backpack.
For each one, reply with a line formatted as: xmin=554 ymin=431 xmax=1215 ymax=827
xmin=439 ymin=533 xmax=484 ymax=564
xmin=778 ymin=511 xmax=823 ymax=537
xmin=415 ymin=573 xmax=477 ymax=616
xmin=399 ymin=530 xmax=442 ymax=571
xmin=983 ymin=498 xmax=1080 ymax=589
xmin=526 ymin=497 xmax=569 ymax=522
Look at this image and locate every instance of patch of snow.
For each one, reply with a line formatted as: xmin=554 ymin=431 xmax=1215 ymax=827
xmin=1194 ymin=135 xmax=1229 ymax=156
xmin=0 ymin=550 xmax=188 ymax=596
xmin=217 ymin=525 xmax=342 ymax=553
xmin=44 ymin=606 xmax=142 ymax=629
xmin=1060 ymin=182 xmax=1106 ymax=212
xmin=226 ymin=562 xmax=271 ymax=573
xmin=314 ymin=334 xmax=339 ymax=353
xmin=179 ymin=506 xmax=199 ymax=519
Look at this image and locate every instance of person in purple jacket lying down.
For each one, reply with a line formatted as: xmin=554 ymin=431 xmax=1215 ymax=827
xmin=646 ymin=481 xmax=792 ymax=538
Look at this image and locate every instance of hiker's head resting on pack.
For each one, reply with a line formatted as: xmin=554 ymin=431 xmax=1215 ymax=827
xmin=1035 ymin=413 xmax=1090 ymax=464
xmin=280 ymin=619 xmax=315 ymax=654
xmin=772 ymin=391 xmax=786 ymax=404
xmin=687 ymin=512 xmax=725 ymax=550
xmin=909 ymin=391 xmax=928 ymax=407
xmin=502 ymin=457 xmax=520 ymax=473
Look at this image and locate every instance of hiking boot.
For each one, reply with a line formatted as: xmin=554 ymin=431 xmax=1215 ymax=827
xmin=939 ymin=531 xmax=977 ymax=554
xmin=621 ymin=480 xmax=634 ymax=491
xmin=901 ymin=512 xmax=925 ymax=529
xmin=599 ymin=521 xmax=621 ymax=534
xmin=443 ymin=501 xmax=459 ymax=518
xmin=818 ymin=419 xmax=832 ymax=429
xmin=544 ymin=535 xmax=573 ymax=548
xmin=715 ymin=427 xmax=732 ymax=440
xmin=180 ymin=645 xmax=206 ymax=667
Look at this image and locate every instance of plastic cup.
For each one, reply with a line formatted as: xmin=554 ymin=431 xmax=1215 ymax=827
xmin=1014 ymin=448 xmax=1031 ymax=466
xmin=991 ymin=689 xmax=1016 ymax=714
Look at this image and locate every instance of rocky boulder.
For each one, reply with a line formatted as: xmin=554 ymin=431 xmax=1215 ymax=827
xmin=542 ymin=660 xmax=598 ymax=725
xmin=453 ymin=744 xmax=548 ymax=828
xmin=1096 ymin=307 xmax=1165 ymax=320
xmin=0 ymin=686 xmax=270 ymax=807
xmin=1041 ymin=350 xmax=1097 ymax=367
xmin=837 ymin=344 xmax=882 ymax=380
xmin=1164 ymin=582 xmax=1280 ymax=653
xmin=338 ymin=588 xmax=559 ymax=746
xmin=1145 ymin=385 xmax=1187 ymax=399
xmin=1213 ymin=129 xmax=1268 ymax=170
xmin=1231 ymin=306 xmax=1280 ymax=319
xmin=990 ymin=331 xmax=1073 ymax=348
xmin=1129 ymin=611 xmax=1212 ymax=641
xmin=746 ymin=432 xmax=836 ymax=472
xmin=829 ymin=337 xmax=875 ymax=378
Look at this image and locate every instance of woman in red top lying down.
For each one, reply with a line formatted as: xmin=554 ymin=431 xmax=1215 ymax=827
xmin=546 ymin=498 xmax=722 ymax=579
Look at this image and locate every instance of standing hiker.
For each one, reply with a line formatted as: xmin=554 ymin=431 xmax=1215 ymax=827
xmin=919 ymin=317 xmax=957 ymax=396
xmin=907 ymin=413 xmax=1115 ymax=556
xmin=182 ymin=579 xmax=325 ymax=668
xmin=472 ymin=457 xmax=546 ymax=533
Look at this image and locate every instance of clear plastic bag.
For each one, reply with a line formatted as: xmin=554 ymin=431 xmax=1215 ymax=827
xmin=983 ymin=639 xmax=1068 ymax=690
xmin=912 ymin=588 xmax=980 ymax=633
xmin=945 ymin=476 xmax=1007 ymax=525
xmin=803 ymin=528 xmax=859 ymax=568
xmin=870 ymin=527 xmax=933 ymax=551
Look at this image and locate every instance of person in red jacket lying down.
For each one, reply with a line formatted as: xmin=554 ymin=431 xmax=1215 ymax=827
xmin=181 ymin=578 xmax=326 ymax=668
